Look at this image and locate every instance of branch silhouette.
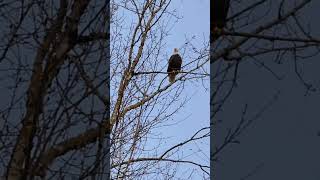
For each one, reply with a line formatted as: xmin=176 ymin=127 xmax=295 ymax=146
xmin=133 ymin=71 xmax=209 ymax=76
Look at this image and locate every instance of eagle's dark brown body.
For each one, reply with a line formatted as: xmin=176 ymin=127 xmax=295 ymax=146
xmin=211 ymin=0 xmax=230 ymax=42
xmin=167 ymin=53 xmax=182 ymax=83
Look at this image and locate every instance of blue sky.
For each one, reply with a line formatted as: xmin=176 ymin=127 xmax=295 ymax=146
xmin=162 ymin=0 xmax=209 ymax=142
xmin=154 ymin=0 xmax=210 ymax=178
xmin=111 ymin=0 xmax=210 ymax=178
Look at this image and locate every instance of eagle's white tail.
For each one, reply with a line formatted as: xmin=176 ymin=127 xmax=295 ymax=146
xmin=169 ymin=74 xmax=176 ymax=83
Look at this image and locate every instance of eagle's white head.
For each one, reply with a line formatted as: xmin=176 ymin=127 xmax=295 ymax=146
xmin=173 ymin=48 xmax=179 ymax=55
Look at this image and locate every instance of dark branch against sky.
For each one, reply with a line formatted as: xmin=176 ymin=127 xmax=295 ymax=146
xmin=211 ymin=0 xmax=320 ymax=179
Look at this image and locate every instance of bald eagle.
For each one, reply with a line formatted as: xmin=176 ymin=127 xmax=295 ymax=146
xmin=211 ymin=0 xmax=230 ymax=42
xmin=167 ymin=48 xmax=182 ymax=83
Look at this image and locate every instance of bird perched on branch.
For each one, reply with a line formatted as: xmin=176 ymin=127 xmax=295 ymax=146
xmin=167 ymin=48 xmax=182 ymax=83
xmin=211 ymin=0 xmax=230 ymax=42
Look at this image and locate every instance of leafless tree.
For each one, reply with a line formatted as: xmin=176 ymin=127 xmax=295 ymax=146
xmin=211 ymin=0 xmax=320 ymax=178
xmin=1 ymin=0 xmax=109 ymax=179
xmin=0 ymin=0 xmax=210 ymax=179
xmin=110 ymin=0 xmax=210 ymax=179
xmin=4 ymin=0 xmax=317 ymax=179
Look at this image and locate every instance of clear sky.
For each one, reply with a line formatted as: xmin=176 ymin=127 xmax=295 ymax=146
xmin=164 ymin=0 xmax=210 ymax=140
xmin=162 ymin=1 xmax=210 ymax=131
xmin=153 ymin=0 xmax=210 ymax=179
xmin=112 ymin=0 xmax=210 ymax=178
